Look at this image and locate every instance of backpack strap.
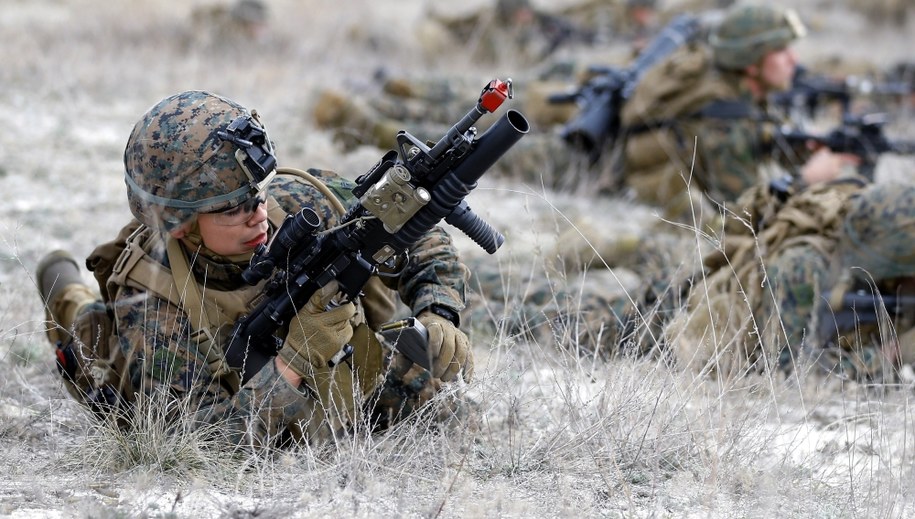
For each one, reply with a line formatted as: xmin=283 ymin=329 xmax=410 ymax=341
xmin=624 ymin=98 xmax=762 ymax=135
xmin=109 ymin=224 xmax=176 ymax=301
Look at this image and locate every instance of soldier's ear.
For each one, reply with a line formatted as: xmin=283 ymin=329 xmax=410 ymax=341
xmin=170 ymin=222 xmax=191 ymax=239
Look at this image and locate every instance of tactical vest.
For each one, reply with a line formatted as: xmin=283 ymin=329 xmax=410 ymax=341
xmin=84 ymin=168 xmax=394 ymax=421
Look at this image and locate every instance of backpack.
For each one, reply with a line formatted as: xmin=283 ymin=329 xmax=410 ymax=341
xmin=619 ymin=42 xmax=743 ymax=175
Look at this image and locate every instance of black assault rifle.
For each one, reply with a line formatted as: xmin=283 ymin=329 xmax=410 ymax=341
xmin=771 ymin=65 xmax=913 ymax=122
xmin=224 ymin=79 xmax=530 ymax=383
xmin=547 ymin=14 xmax=701 ymax=160
xmin=817 ymin=289 xmax=915 ymax=350
xmin=776 ymin=113 xmax=915 ymax=180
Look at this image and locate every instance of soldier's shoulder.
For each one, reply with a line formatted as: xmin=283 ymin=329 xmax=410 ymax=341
xmin=271 ymin=168 xmax=357 ymax=215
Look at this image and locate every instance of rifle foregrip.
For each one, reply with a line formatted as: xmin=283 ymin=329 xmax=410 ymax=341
xmin=446 ymin=201 xmax=505 ymax=254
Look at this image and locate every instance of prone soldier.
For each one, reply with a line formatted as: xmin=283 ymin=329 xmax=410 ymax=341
xmin=667 ymin=175 xmax=915 ymax=383
xmin=37 ymin=90 xmax=477 ymax=445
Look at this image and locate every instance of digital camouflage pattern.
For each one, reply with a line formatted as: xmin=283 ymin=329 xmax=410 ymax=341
xmin=669 ymin=80 xmax=785 ymax=206
xmin=125 ymin=91 xmax=264 ymax=232
xmin=667 ymin=178 xmax=915 ymax=382
xmin=55 ymin=166 xmax=470 ymax=447
xmin=709 ymin=4 xmax=806 ymax=71
xmin=620 ymin=35 xmax=808 ymax=214
xmin=838 ymin=183 xmax=915 ymax=282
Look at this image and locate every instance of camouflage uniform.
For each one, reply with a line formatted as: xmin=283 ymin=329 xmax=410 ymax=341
xmin=113 ymin=173 xmax=467 ymax=444
xmin=620 ymin=5 xmax=808 ymax=213
xmin=668 ymin=177 xmax=915 ymax=382
xmin=42 ymin=91 xmax=472 ymax=447
xmin=313 ymin=74 xmax=478 ymax=152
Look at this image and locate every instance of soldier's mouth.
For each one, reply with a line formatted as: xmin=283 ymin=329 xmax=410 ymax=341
xmin=243 ymin=233 xmax=268 ymax=249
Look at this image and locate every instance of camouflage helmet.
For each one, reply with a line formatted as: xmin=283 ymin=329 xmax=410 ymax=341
xmin=124 ymin=90 xmax=276 ymax=232
xmin=710 ymin=5 xmax=807 ymax=71
xmin=838 ymin=183 xmax=915 ymax=281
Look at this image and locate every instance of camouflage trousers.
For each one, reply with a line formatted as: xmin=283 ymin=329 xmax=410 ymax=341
xmin=749 ymin=243 xmax=912 ymax=382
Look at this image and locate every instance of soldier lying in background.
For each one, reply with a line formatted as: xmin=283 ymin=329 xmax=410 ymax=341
xmin=665 ymin=176 xmax=915 ymax=384
xmin=189 ymin=0 xmax=270 ymax=48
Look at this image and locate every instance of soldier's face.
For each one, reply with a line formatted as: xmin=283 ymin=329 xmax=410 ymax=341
xmin=195 ymin=201 xmax=270 ymax=256
xmin=759 ymin=47 xmax=798 ymax=92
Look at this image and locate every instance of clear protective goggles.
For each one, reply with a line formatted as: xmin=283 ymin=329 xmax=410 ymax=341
xmin=208 ymin=192 xmax=268 ymax=226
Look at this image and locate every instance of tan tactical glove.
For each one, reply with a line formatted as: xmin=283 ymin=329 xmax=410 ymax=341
xmin=278 ymin=283 xmax=356 ymax=378
xmin=417 ymin=309 xmax=474 ymax=383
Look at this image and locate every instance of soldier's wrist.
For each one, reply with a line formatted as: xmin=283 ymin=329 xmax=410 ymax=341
xmin=424 ymin=304 xmax=460 ymax=326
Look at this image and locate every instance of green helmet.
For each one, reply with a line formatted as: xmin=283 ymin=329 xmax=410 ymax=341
xmin=710 ymin=5 xmax=806 ymax=71
xmin=839 ymin=183 xmax=915 ymax=281
xmin=124 ymin=90 xmax=276 ymax=232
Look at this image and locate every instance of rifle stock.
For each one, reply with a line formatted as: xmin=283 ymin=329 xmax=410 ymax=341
xmin=224 ymin=80 xmax=530 ymax=383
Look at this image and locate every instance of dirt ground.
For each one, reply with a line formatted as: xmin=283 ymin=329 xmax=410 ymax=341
xmin=1 ymin=0 xmax=914 ymax=517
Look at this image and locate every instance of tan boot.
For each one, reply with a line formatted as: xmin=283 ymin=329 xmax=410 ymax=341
xmin=36 ymin=250 xmax=97 ymax=344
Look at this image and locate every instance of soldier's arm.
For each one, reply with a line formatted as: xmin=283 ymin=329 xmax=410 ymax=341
xmin=685 ymin=117 xmax=770 ymax=204
xmin=393 ymin=226 xmax=470 ymax=321
xmin=113 ymin=286 xmax=324 ymax=447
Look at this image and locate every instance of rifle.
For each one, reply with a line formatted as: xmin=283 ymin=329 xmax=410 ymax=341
xmin=547 ymin=14 xmax=701 ymax=160
xmin=817 ymin=289 xmax=915 ymax=349
xmin=776 ymin=113 xmax=915 ymax=180
xmin=771 ymin=65 xmax=913 ymax=122
xmin=770 ymin=65 xmax=852 ymax=121
xmin=534 ymin=11 xmax=600 ymax=59
xmin=224 ymin=79 xmax=530 ymax=383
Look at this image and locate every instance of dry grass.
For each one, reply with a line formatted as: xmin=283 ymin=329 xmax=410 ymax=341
xmin=1 ymin=0 xmax=914 ymax=517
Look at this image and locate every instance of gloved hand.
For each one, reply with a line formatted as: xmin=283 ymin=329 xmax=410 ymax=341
xmin=417 ymin=310 xmax=474 ymax=383
xmin=278 ymin=282 xmax=356 ymax=378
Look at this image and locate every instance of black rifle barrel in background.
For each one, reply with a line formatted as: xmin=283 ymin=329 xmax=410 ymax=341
xmin=817 ymin=290 xmax=915 ymax=348
xmin=553 ymin=14 xmax=701 ymax=157
xmin=777 ymin=114 xmax=915 ymax=180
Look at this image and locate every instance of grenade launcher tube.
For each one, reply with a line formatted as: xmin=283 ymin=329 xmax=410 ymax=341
xmin=393 ymin=109 xmax=529 ymax=252
xmin=225 ymin=109 xmax=529 ymax=382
